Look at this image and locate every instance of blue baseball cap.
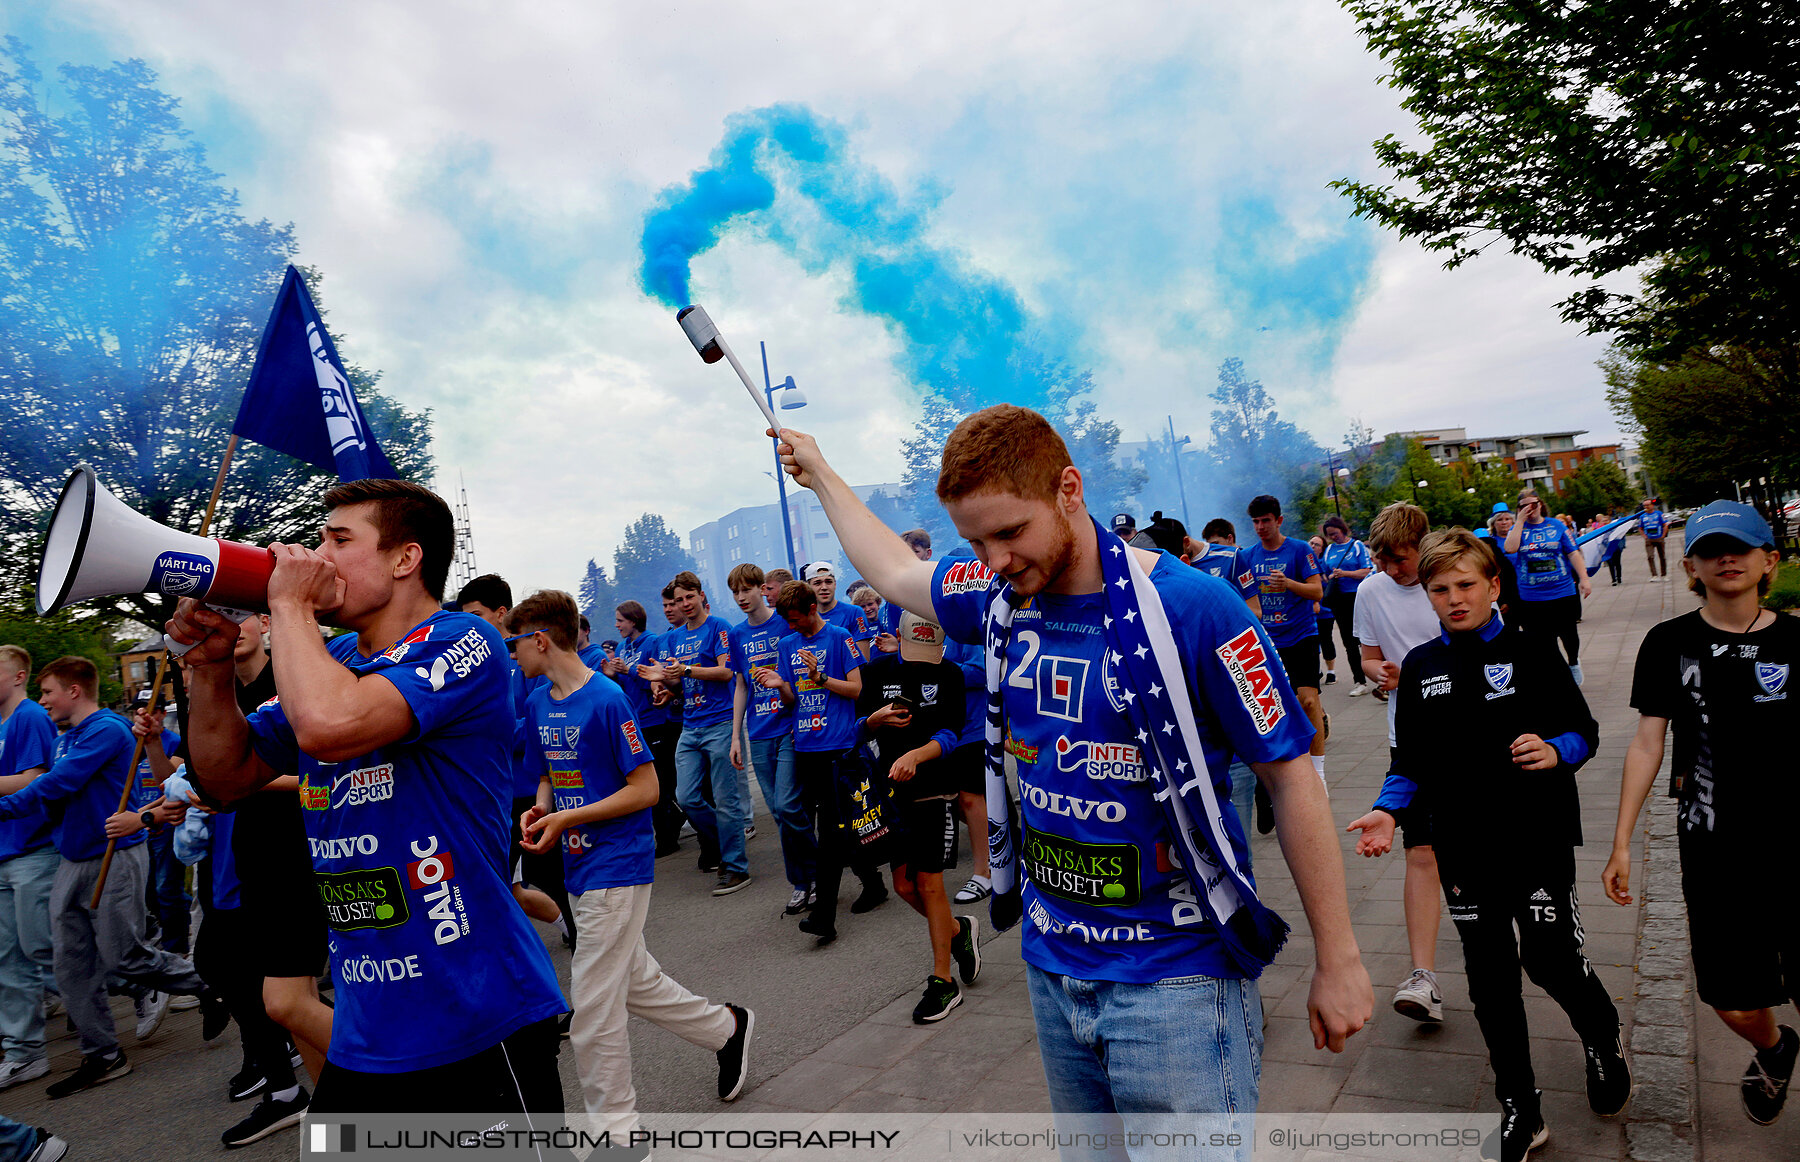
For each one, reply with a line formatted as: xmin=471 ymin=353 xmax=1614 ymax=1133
xmin=1490 ymin=501 xmax=1510 ymax=515
xmin=1683 ymin=501 xmax=1774 ymax=556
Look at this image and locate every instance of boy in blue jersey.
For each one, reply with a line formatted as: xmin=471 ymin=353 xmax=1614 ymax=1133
xmin=1246 ymin=494 xmax=1331 ymax=784
xmin=1639 ymin=496 xmax=1669 ymax=579
xmin=507 ymin=590 xmax=753 ymax=1136
xmin=758 ymin=581 xmax=872 ymax=944
xmin=803 ymin=561 xmax=875 ymax=662
xmin=0 ymin=656 xmax=219 ymax=1099
xmin=726 ymin=564 xmax=816 ymax=916
xmin=1193 ymin=519 xmax=1261 ymax=616
xmin=605 ymin=600 xmax=686 ymax=857
xmin=456 ymin=574 xmax=570 ymax=938
xmin=650 ymin=571 xmax=752 ymax=896
xmin=775 ymin=406 xmax=1370 ymax=1129
xmin=170 ymin=479 xmax=566 ymax=1114
xmin=1501 ymin=489 xmax=1592 ymax=685
xmin=1319 ymin=516 xmax=1375 ymax=697
xmin=0 ymin=645 xmax=58 ymax=1092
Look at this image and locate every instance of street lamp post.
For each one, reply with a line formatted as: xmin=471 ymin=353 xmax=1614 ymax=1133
xmin=1324 ymin=449 xmax=1350 ymax=517
xmin=1166 ymin=415 xmax=1191 ymax=528
xmin=760 ymin=342 xmax=808 ymax=574
xmin=1411 ymin=479 xmax=1429 ymax=514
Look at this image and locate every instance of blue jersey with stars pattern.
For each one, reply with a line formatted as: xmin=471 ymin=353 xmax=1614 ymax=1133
xmin=929 ymin=551 xmax=1312 ymax=983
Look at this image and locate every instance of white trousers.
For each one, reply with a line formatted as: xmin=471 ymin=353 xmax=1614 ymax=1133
xmin=570 ymin=883 xmax=734 ymax=1136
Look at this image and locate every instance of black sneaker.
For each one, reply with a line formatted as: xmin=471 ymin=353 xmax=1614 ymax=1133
xmin=1583 ymin=1022 xmax=1632 ymax=1115
xmin=716 ymin=1004 xmax=754 ymax=1101
xmin=228 ymin=1063 xmax=267 ymax=1102
xmin=913 ymin=976 xmax=962 ymax=1024
xmin=221 ymin=1086 xmax=310 ymax=1148
xmin=712 ymin=871 xmax=752 ymax=896
xmin=199 ymin=989 xmax=232 ymax=1043
xmin=850 ymin=881 xmax=888 ymax=914
xmin=698 ymin=851 xmax=721 ymax=873
xmin=1496 ymin=1092 xmax=1547 ymax=1162
xmin=951 ymin=915 xmax=982 ymax=985
xmin=1325 ymin=671 xmax=1337 ymax=685
xmin=796 ymin=916 xmax=837 ymax=946
xmin=46 ymin=1051 xmax=129 ymax=1099
xmin=1742 ymin=1025 xmax=1798 ymax=1125
xmin=1254 ymin=783 xmax=1275 ymax=835
xmin=24 ymin=1128 xmax=68 ymax=1162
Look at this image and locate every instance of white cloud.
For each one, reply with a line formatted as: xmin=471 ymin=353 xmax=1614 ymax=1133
xmin=19 ymin=0 xmax=1625 ymax=589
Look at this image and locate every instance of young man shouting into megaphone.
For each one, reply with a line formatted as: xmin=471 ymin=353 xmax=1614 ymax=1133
xmin=169 ymin=479 xmax=567 ymax=1114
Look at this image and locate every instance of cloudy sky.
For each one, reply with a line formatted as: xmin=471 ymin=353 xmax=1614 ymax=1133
xmin=8 ymin=0 xmax=1623 ymax=592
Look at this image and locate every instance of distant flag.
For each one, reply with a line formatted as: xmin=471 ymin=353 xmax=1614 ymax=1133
xmin=1576 ymin=512 xmax=1640 ymax=577
xmin=233 ymin=266 xmax=395 ymax=482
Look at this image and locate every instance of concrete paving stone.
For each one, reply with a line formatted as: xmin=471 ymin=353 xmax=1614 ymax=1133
xmin=1325 ymin=1094 xmax=1473 ymax=1117
xmin=955 ymin=1080 xmax=1050 ymax=1113
xmin=1576 ymin=905 xmax=1643 ymax=935
xmin=1635 ymin=956 xmax=1685 ymax=982
xmin=977 ymin=1046 xmax=1049 ymax=1090
xmin=749 ymin=1057 xmax=884 ymax=1110
xmin=1630 ymin=1023 xmax=1686 ymax=1059
xmin=863 ymin=1048 xmax=968 ymax=1100
xmin=1633 ymin=978 xmax=1689 ymax=1003
xmin=1341 ymin=1046 xmax=1487 ymax=1109
xmin=1365 ymin=1009 xmax=1490 ymax=1058
xmin=954 ymin=980 xmax=1032 ymax=1016
xmin=1632 ymin=999 xmax=1686 ymax=1029
xmin=829 ymin=1089 xmax=948 ymax=1114
xmin=865 ymin=993 xmax=931 ymax=1027
xmin=811 ymin=1021 xmax=945 ymax=1069
xmin=1536 ymin=1087 xmax=1628 ymax=1159
xmin=1258 ymin=1062 xmax=1348 ymax=1112
xmin=1264 ymin=1015 xmax=1367 ymax=1066
xmin=908 ymin=1011 xmax=1037 ymax=1061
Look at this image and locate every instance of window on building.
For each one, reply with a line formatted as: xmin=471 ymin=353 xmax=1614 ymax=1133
xmin=728 ymin=547 xmax=741 ymax=562
xmin=1554 ymin=458 xmax=1563 ymax=471
xmin=694 ymin=537 xmax=705 ymax=551
xmin=815 ymin=531 xmax=829 ymax=539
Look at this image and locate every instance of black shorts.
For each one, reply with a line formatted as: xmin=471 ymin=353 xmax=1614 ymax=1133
xmin=1681 ymin=833 xmax=1800 ymax=1010
xmin=1386 ymin=747 xmax=1433 ymax=849
xmin=890 ymin=798 xmax=958 ymax=875
xmin=1276 ymin=638 xmax=1322 ymax=691
xmin=948 ymin=742 xmax=987 ymax=796
xmin=311 ymin=1016 xmax=564 ymax=1115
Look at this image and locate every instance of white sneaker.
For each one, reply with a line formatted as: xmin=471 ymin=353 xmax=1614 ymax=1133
xmin=1393 ymin=968 xmax=1444 ymax=1023
xmin=170 ymin=993 xmax=201 ymax=1011
xmin=135 ymin=990 xmax=170 ymax=1041
xmin=0 ymin=1057 xmax=49 ymax=1090
xmin=1347 ymin=682 xmax=1371 ymax=697
xmin=1569 ymin=664 xmax=1584 ymax=687
xmin=745 ymin=823 xmax=757 ymax=841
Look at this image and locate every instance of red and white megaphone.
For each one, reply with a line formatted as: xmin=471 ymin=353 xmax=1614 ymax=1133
xmin=37 ymin=466 xmax=275 ymax=631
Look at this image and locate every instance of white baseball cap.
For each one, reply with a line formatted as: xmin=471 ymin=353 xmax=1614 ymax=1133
xmin=802 ymin=560 xmax=837 ymax=581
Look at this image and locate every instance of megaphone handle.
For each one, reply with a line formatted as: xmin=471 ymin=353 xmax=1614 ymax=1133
xmin=163 ymin=605 xmax=258 ymax=658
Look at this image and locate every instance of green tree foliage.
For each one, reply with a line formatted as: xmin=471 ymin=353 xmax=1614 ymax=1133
xmin=1042 ymin=370 xmax=1146 ymax=528
xmin=0 ymin=41 xmax=432 ymax=627
xmin=611 ymin=514 xmax=698 ymax=630
xmin=0 ymin=611 xmax=126 ymax=704
xmin=1604 ymin=343 xmax=1798 ymax=511
xmin=1558 ymin=458 xmax=1638 ymax=526
xmin=1333 ymin=2 xmax=1800 ymax=369
xmin=899 ymin=395 xmax=966 ymax=549
xmin=576 ymin=559 xmax=618 ymax=633
xmin=1298 ymin=432 xmax=1520 ymax=535
xmin=1205 ymin=358 xmax=1323 ymax=534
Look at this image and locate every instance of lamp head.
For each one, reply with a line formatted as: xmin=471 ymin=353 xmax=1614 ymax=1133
xmin=778 ymin=376 xmax=807 ymax=409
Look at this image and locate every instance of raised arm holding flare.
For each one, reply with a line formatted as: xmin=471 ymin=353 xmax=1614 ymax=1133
xmin=776 ymin=410 xmax=1370 ymax=1127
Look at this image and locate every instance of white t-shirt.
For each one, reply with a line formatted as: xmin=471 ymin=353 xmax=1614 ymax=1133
xmin=1352 ymin=571 xmax=1441 ymax=745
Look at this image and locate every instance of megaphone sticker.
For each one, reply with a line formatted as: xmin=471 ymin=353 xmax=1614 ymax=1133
xmin=148 ymin=551 xmax=215 ymax=597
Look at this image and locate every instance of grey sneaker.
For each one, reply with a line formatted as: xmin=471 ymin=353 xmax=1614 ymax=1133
xmin=712 ymin=871 xmax=752 ymax=897
xmin=783 ymin=886 xmax=810 ymax=916
xmin=135 ymin=990 xmax=170 ymax=1041
xmin=1393 ymin=968 xmax=1443 ymax=1022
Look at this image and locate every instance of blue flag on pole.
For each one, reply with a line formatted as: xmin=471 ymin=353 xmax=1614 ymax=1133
xmin=232 ymin=266 xmax=395 ymax=482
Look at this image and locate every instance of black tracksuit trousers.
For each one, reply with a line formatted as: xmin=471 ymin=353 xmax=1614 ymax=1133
xmin=1439 ymin=849 xmax=1620 ymax=1103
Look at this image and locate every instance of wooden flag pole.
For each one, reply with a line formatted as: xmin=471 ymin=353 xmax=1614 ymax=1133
xmin=90 ymin=435 xmax=241 ymax=909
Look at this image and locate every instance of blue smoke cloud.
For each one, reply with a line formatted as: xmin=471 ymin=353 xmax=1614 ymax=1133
xmin=638 ymin=104 xmax=1061 ymax=408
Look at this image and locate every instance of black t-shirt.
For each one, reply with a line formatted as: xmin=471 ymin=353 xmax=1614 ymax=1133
xmin=854 ymin=656 xmax=966 ymax=801
xmin=1630 ymin=609 xmax=1799 ymax=843
xmin=228 ymin=657 xmax=313 ymax=894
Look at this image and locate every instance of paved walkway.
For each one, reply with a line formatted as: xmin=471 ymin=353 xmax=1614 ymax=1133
xmin=731 ymin=541 xmax=1796 ymax=1160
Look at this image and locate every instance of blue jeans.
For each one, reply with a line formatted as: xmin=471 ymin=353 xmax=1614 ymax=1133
xmin=676 ymin=720 xmax=748 ymax=876
xmin=145 ymin=830 xmax=190 ymax=952
xmin=1027 ymin=963 xmax=1261 ymax=1161
xmin=0 ymin=848 xmax=58 ymax=1063
xmin=749 ymin=733 xmax=816 ymax=891
xmin=0 ymin=1114 xmax=40 ymax=1161
xmin=1228 ymin=760 xmax=1255 ymax=873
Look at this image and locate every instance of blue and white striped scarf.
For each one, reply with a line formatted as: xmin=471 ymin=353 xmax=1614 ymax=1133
xmin=982 ymin=517 xmax=1289 ymax=978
